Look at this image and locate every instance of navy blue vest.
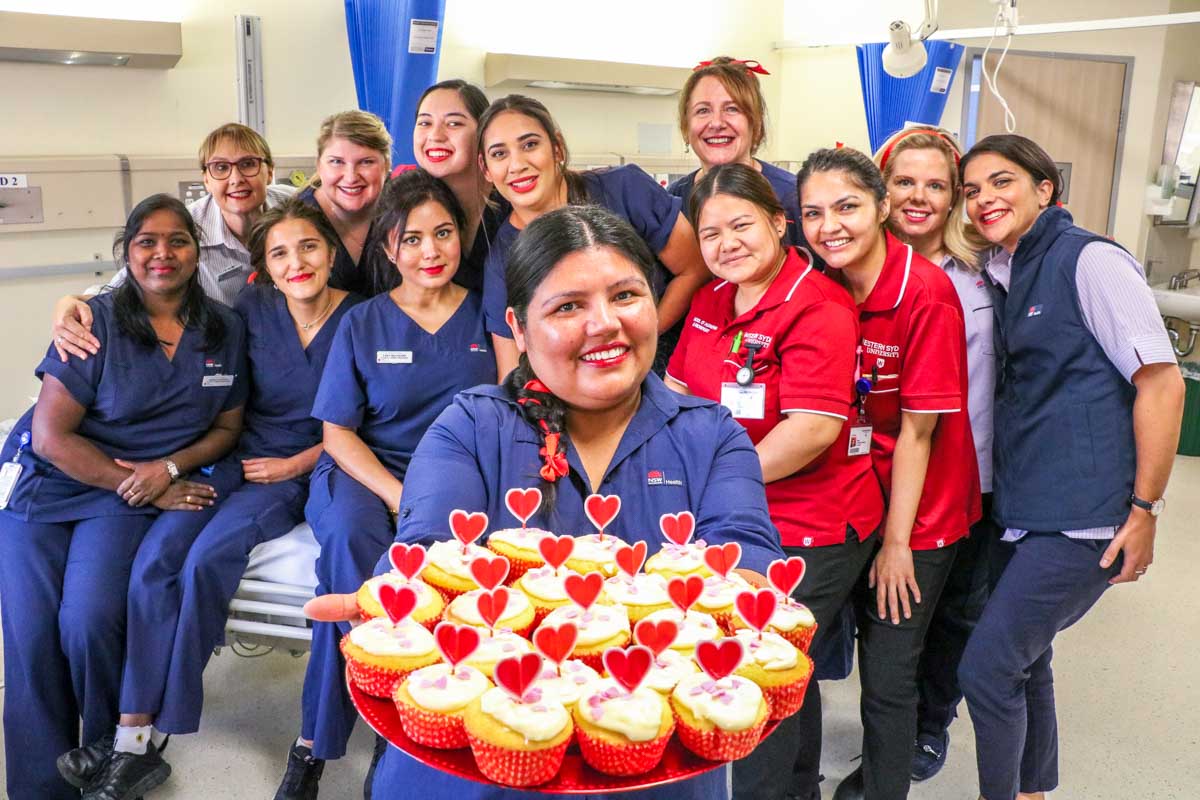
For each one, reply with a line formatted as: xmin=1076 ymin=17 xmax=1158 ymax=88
xmin=986 ymin=206 xmax=1136 ymax=531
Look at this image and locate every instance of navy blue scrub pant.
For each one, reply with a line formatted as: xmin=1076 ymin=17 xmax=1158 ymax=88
xmin=154 ymin=477 xmax=307 ymax=734
xmin=119 ymin=460 xmax=244 ymax=717
xmin=0 ymin=512 xmax=156 ymax=800
xmin=959 ymin=532 xmax=1120 ymax=800
xmin=300 ymin=466 xmax=394 ymax=759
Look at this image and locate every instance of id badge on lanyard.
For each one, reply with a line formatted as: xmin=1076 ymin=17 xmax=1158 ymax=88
xmin=0 ymin=431 xmax=29 ymax=510
xmin=848 ymin=346 xmax=873 ymax=457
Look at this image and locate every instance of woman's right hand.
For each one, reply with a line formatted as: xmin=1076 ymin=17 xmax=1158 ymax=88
xmin=151 ymin=480 xmax=218 ymax=511
xmin=52 ymin=295 xmax=101 ymax=362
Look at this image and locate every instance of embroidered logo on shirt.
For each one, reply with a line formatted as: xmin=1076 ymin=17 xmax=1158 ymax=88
xmin=469 ymin=342 xmax=489 ymax=353
xmin=1027 ymin=305 xmax=1043 ymax=317
xmin=743 ymin=332 xmax=773 ymax=349
xmin=936 ymin=538 xmax=946 ymax=548
xmin=646 ymin=470 xmax=683 ymax=487
xmin=802 ymin=536 xmax=814 ymax=546
xmin=690 ymin=316 xmax=717 ymax=334
xmin=205 ymin=359 xmax=222 ymax=369
xmin=862 ymin=338 xmax=900 ymax=359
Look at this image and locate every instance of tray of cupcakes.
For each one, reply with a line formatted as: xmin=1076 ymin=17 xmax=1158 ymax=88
xmin=343 ymin=489 xmax=818 ymax=792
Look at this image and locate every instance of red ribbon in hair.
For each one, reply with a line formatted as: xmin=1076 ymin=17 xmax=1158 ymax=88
xmin=878 ymin=128 xmax=961 ymax=171
xmin=693 ymin=58 xmax=770 ymax=76
xmin=517 ymin=379 xmax=569 ymax=482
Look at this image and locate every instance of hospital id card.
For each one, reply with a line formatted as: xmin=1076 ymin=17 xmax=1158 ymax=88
xmin=202 ymin=374 xmax=235 ymax=388
xmin=848 ymin=425 xmax=872 ymax=456
xmin=376 ymin=350 xmax=413 ymax=364
xmin=0 ymin=462 xmax=22 ymax=510
xmin=720 ymin=382 xmax=765 ymax=420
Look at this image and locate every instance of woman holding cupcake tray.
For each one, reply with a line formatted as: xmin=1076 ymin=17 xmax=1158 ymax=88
xmin=309 ymin=203 xmax=786 ymax=799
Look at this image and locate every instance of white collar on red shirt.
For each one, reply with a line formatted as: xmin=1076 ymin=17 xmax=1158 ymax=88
xmin=860 ymin=233 xmax=914 ymax=312
xmin=710 ymin=246 xmax=814 ymax=304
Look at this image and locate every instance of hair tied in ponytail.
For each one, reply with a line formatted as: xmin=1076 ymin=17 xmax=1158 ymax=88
xmin=517 ymin=379 xmax=570 ymax=482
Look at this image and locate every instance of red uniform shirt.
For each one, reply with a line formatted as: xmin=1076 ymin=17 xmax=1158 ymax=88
xmin=859 ymin=233 xmax=981 ymax=550
xmin=667 ymin=247 xmax=885 ymax=548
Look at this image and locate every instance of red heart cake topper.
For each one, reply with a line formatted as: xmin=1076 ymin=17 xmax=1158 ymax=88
xmin=667 ymin=574 xmax=704 ymax=614
xmin=494 ymin=651 xmax=542 ymax=702
xmin=537 ymin=534 xmax=575 ymax=571
xmin=602 ymin=645 xmax=654 ymax=694
xmin=660 ymin=511 xmax=696 ymax=546
xmin=449 ymin=509 xmax=488 ymax=550
xmin=387 ymin=542 xmax=427 ymax=581
xmin=767 ymin=556 xmax=807 ymax=597
xmin=634 ymin=618 xmax=679 ymax=657
xmin=703 ymin=542 xmax=742 ymax=578
xmin=475 ymin=587 xmax=510 ymax=630
xmin=533 ymin=622 xmax=578 ymax=666
xmin=584 ymin=494 xmax=621 ymax=538
xmin=505 ymin=487 xmax=542 ymax=527
xmin=735 ymin=588 xmax=778 ymax=635
xmin=469 ymin=555 xmax=510 ymax=591
xmin=696 ymin=638 xmax=744 ymax=682
xmin=434 ymin=622 xmax=481 ymax=668
xmin=615 ymin=541 xmax=648 ymax=578
xmin=563 ymin=572 xmax=604 ymax=611
xmin=375 ymin=583 xmax=418 ymax=626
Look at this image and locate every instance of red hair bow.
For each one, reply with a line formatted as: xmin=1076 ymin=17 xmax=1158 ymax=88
xmin=517 ymin=379 xmax=569 ymax=482
xmin=694 ymin=58 xmax=770 ymax=76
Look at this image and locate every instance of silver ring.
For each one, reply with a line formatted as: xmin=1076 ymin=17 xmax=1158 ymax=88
xmin=186 ymin=495 xmax=192 ymax=504
xmin=56 ymin=336 xmax=64 ymax=344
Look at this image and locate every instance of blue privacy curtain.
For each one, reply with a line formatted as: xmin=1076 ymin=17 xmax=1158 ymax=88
xmin=856 ymin=41 xmax=964 ymax=153
xmin=344 ymin=0 xmax=446 ymax=165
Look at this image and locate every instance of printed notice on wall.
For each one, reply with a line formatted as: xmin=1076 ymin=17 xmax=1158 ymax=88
xmin=0 ymin=174 xmax=28 ymax=188
xmin=930 ymin=67 xmax=953 ymax=94
xmin=409 ymin=19 xmax=439 ymax=54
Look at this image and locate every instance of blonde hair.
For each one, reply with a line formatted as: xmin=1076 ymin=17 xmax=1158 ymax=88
xmin=873 ymin=126 xmax=987 ymax=271
xmin=198 ymin=123 xmax=273 ymax=169
xmin=677 ymin=57 xmax=768 ymax=156
xmin=311 ymin=110 xmax=393 ymax=187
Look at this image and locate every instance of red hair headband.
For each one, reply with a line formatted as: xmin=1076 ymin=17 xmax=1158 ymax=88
xmin=878 ymin=128 xmax=961 ymax=172
xmin=693 ymin=58 xmax=770 ymax=76
xmin=516 ymin=379 xmax=569 ymax=483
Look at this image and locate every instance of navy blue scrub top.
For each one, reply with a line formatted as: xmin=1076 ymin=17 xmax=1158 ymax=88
xmin=297 ymin=186 xmax=388 ymax=298
xmin=482 ymin=165 xmax=682 ymax=338
xmin=0 ymin=293 xmax=248 ymax=523
xmin=234 ymin=285 xmax=364 ymax=460
xmin=373 ymin=373 xmax=782 ymax=799
xmin=454 ymin=192 xmax=511 ymax=294
xmin=310 ymin=290 xmax=497 ymax=482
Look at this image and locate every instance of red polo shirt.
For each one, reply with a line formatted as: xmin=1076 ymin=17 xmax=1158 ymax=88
xmin=667 ymin=247 xmax=885 ymax=548
xmin=859 ymin=233 xmax=981 ymax=550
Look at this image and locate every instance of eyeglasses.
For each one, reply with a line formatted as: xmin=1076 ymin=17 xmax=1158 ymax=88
xmin=203 ymin=156 xmax=267 ymax=179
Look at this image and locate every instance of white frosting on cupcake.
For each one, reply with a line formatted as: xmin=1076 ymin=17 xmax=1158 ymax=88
xmin=448 ymin=589 xmax=531 ymax=628
xmin=604 ymin=572 xmax=669 ymax=607
xmin=541 ymin=604 xmax=630 ymax=647
xmin=487 ymin=527 xmax=555 ymax=556
xmin=733 ymin=629 xmax=799 ymax=671
xmin=406 ymin=663 xmax=490 ymax=712
xmin=644 ymin=541 xmax=709 ymax=576
xmin=577 ymin=678 xmax=665 ymax=742
xmin=347 ymin=617 xmax=435 ymax=657
xmin=643 ymin=648 xmax=700 ymax=693
xmin=535 ymin=658 xmax=601 ymax=706
xmin=425 ymin=540 xmax=492 ymax=582
xmin=672 ymin=673 xmax=763 ymax=731
xmin=569 ymin=534 xmax=621 ymax=573
xmin=694 ymin=572 xmax=752 ymax=612
xmin=642 ymin=608 xmax=720 ymax=651
xmin=769 ymin=598 xmax=816 ymax=631
xmin=363 ymin=573 xmax=439 ymax=607
xmin=516 ymin=566 xmax=570 ymax=603
xmin=466 ymin=630 xmax=533 ymax=669
xmin=479 ymin=686 xmax=569 ymax=742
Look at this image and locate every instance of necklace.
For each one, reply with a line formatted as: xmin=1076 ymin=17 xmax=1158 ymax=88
xmin=296 ymin=294 xmax=335 ymax=331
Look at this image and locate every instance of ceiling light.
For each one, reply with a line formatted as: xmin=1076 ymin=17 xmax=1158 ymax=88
xmin=0 ymin=45 xmax=129 ymax=66
xmin=882 ymin=0 xmax=939 ymax=78
xmin=526 ymin=80 xmax=677 ymax=96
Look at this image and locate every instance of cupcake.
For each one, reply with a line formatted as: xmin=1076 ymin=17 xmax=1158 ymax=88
xmin=641 ymin=608 xmax=722 ymax=657
xmin=487 ymin=527 xmax=556 ymax=582
xmin=693 ymin=572 xmax=753 ymax=634
xmin=731 ymin=629 xmax=813 ymax=720
xmin=357 ymin=573 xmax=444 ymax=630
xmin=565 ymin=533 xmax=622 ymax=577
xmin=644 ymin=541 xmax=712 ymax=579
xmin=422 ymin=539 xmax=493 ymax=601
xmin=393 ymin=663 xmax=492 ymax=749
xmin=603 ymin=572 xmax=673 ymax=622
xmin=670 ymin=671 xmax=769 ymax=761
xmin=642 ymin=648 xmax=700 ymax=694
xmin=465 ymin=630 xmax=534 ymax=679
xmin=341 ymin=617 xmax=440 ymax=698
xmin=731 ymin=596 xmax=818 ymax=653
xmin=535 ymin=658 xmax=601 ymax=706
xmin=573 ymin=677 xmax=674 ymax=776
xmin=446 ymin=588 xmax=536 ymax=638
xmin=540 ymin=604 xmax=630 ymax=672
xmin=464 ymin=655 xmax=573 ymax=787
xmin=515 ymin=565 xmax=588 ymax=625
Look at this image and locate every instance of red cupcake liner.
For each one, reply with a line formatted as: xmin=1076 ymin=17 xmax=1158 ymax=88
xmin=758 ymin=668 xmax=812 ymax=721
xmin=429 ymin=583 xmax=471 ymax=605
xmin=487 ymin=544 xmax=542 ymax=584
xmin=671 ymin=708 xmax=765 ymax=761
xmin=575 ymin=721 xmax=673 ymax=776
xmin=573 ymin=649 xmax=606 ymax=674
xmin=340 ymin=638 xmax=419 ymax=699
xmin=777 ymin=622 xmax=817 ymax=654
xmin=710 ymin=609 xmax=736 ymax=636
xmin=394 ymin=695 xmax=470 ymax=750
xmin=466 ymin=731 xmax=570 ymax=787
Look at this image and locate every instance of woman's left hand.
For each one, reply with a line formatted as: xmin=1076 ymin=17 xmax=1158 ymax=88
xmin=305 ymin=593 xmax=360 ymax=622
xmin=114 ymin=458 xmax=173 ymax=506
xmin=869 ymin=541 xmax=921 ymax=624
xmin=242 ymin=456 xmax=301 ymax=484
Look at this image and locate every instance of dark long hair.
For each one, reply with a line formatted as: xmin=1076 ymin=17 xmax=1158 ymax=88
xmin=477 ymin=95 xmax=591 ymax=205
xmin=960 ymin=133 xmax=1063 ymax=206
xmin=796 ymin=146 xmax=887 ymax=206
xmin=502 ymin=205 xmax=658 ymax=510
xmin=689 ymin=163 xmax=786 ymax=248
xmin=249 ymin=198 xmax=341 ymax=285
xmin=111 ymin=194 xmax=226 ymax=351
xmin=416 ymin=79 xmax=489 ymax=124
xmin=369 ymin=169 xmax=469 ymax=292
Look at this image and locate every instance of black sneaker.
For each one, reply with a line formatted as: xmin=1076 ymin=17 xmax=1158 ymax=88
xmin=81 ymin=741 xmax=171 ymax=800
xmin=911 ymin=730 xmax=949 ymax=782
xmin=274 ymin=742 xmax=325 ymax=800
xmin=57 ymin=734 xmax=115 ymax=789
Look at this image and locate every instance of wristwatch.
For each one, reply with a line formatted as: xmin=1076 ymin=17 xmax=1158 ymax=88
xmin=163 ymin=459 xmax=181 ymax=482
xmin=1129 ymin=493 xmax=1165 ymax=517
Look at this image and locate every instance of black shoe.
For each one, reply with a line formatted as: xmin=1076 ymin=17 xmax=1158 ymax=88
xmin=911 ymin=730 xmax=949 ymax=782
xmin=274 ymin=742 xmax=325 ymax=800
xmin=832 ymin=766 xmax=864 ymax=800
xmin=81 ymin=741 xmax=171 ymax=800
xmin=57 ymin=734 xmax=115 ymax=789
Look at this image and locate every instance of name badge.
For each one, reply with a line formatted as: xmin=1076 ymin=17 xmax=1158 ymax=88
xmin=720 ymin=382 xmax=765 ymax=420
xmin=0 ymin=462 xmax=23 ymax=510
xmin=202 ymin=374 xmax=235 ymax=388
xmin=848 ymin=425 xmax=873 ymax=456
xmin=377 ymin=350 xmax=413 ymax=364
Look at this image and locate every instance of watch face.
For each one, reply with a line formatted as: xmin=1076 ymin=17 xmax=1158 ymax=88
xmin=1151 ymin=498 xmax=1166 ymax=516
